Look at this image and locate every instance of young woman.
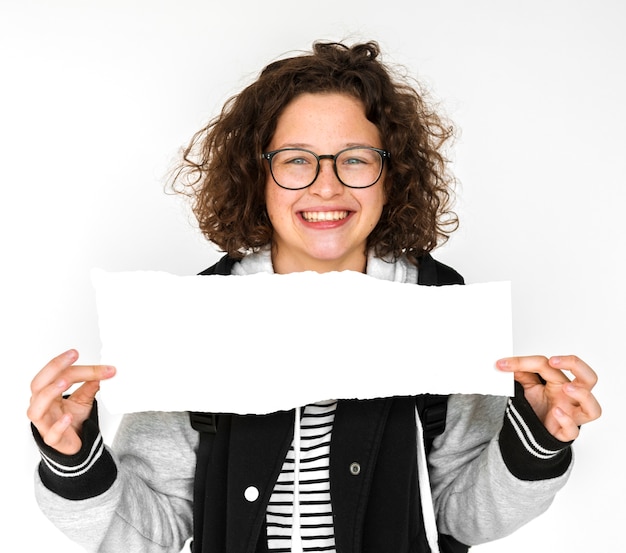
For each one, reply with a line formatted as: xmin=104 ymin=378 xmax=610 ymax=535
xmin=28 ymin=41 xmax=601 ymax=553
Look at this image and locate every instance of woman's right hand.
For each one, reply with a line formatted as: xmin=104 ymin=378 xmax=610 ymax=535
xmin=27 ymin=349 xmax=116 ymax=455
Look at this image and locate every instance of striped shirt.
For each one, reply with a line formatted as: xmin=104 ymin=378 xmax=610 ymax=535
xmin=266 ymin=400 xmax=337 ymax=552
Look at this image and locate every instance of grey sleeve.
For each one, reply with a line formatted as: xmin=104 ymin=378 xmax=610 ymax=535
xmin=34 ymin=411 xmax=198 ymax=552
xmin=429 ymin=394 xmax=572 ymax=545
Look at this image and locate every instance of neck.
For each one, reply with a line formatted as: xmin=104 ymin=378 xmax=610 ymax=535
xmin=271 ymin=247 xmax=367 ymax=275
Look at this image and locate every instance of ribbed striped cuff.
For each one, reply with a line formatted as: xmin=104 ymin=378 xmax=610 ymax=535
xmin=499 ymin=382 xmax=572 ymax=481
xmin=31 ymin=402 xmax=117 ymax=500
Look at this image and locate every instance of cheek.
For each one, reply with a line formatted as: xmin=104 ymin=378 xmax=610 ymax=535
xmin=363 ymin=187 xmax=386 ymax=224
xmin=265 ymin=183 xmax=292 ymax=225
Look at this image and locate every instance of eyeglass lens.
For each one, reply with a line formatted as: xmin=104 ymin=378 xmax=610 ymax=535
xmin=269 ymin=148 xmax=384 ymax=189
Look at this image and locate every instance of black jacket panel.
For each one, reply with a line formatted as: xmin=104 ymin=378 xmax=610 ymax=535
xmin=193 ymin=253 xmax=467 ymax=553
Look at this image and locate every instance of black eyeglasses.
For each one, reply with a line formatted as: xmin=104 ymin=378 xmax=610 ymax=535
xmin=262 ymin=146 xmax=390 ymax=190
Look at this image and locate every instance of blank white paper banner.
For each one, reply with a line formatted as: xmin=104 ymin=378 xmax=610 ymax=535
xmin=91 ymin=269 xmax=514 ymax=414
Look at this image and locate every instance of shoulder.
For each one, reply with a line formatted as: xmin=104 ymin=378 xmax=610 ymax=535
xmin=113 ymin=411 xmax=199 ymax=457
xmin=417 ymin=253 xmax=464 ymax=286
xmin=198 ymin=254 xmax=237 ymax=276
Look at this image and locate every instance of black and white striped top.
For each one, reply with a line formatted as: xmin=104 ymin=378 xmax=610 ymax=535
xmin=266 ymin=400 xmax=338 ymax=552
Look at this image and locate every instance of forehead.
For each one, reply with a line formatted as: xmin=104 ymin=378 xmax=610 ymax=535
xmin=270 ymin=92 xmax=381 ymax=148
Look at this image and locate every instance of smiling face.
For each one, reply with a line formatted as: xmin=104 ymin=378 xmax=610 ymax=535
xmin=265 ymin=93 xmax=387 ymax=274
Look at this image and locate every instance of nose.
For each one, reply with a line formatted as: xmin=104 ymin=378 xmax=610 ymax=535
xmin=309 ymin=159 xmax=343 ymax=198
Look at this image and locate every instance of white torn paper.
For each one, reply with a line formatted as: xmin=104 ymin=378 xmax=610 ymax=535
xmin=91 ymin=269 xmax=513 ymax=414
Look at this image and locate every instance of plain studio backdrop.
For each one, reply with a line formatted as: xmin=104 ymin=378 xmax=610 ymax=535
xmin=1 ymin=0 xmax=624 ymax=551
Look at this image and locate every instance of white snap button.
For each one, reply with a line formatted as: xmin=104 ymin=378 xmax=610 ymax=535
xmin=244 ymin=486 xmax=259 ymax=502
xmin=349 ymin=462 xmax=361 ymax=475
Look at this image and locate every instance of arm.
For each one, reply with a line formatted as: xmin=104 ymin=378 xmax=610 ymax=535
xmin=430 ymin=355 xmax=601 ymax=545
xmin=29 ymin=351 xmax=197 ymax=552
xmin=429 ymin=391 xmax=572 ymax=545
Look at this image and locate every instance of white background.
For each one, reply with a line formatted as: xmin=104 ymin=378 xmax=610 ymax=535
xmin=1 ymin=0 xmax=623 ymax=551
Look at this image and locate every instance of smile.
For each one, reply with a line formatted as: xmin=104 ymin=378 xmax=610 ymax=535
xmin=301 ymin=210 xmax=350 ymax=222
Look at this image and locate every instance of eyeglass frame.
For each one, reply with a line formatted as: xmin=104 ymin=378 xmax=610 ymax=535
xmin=261 ymin=146 xmax=391 ymax=190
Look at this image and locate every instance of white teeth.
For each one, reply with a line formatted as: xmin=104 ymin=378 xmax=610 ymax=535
xmin=301 ymin=211 xmax=349 ymax=222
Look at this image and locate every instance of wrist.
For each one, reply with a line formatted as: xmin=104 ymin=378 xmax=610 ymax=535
xmin=499 ymin=382 xmax=573 ymax=481
xmin=31 ymin=401 xmax=117 ymax=500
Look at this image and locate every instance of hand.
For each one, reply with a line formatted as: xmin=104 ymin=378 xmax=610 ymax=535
xmin=27 ymin=349 xmax=116 ymax=455
xmin=496 ymin=355 xmax=601 ymax=441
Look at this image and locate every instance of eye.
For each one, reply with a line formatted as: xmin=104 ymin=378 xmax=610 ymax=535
xmin=340 ymin=149 xmax=377 ymax=167
xmin=286 ymin=156 xmax=310 ymax=165
xmin=275 ymin=150 xmax=315 ymax=167
xmin=343 ymin=156 xmax=368 ymax=165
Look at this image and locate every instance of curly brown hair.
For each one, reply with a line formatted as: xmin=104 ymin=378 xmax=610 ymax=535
xmin=169 ymin=40 xmax=458 ymax=263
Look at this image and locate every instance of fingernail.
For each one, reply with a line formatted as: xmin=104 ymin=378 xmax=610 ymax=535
xmin=496 ymin=359 xmax=509 ymax=370
xmin=551 ymin=356 xmax=561 ymax=365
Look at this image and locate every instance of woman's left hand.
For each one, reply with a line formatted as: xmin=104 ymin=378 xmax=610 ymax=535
xmin=496 ymin=355 xmax=602 ymax=441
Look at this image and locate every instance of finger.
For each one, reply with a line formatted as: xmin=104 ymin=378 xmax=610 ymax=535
xmin=497 ymin=356 xmax=570 ymax=384
xmin=27 ymin=371 xmax=74 ymax=426
xmin=30 ymin=349 xmax=79 ymax=394
xmin=550 ymin=355 xmax=598 ymax=390
xmin=28 ymin=364 xmax=115 ymax=423
xmin=69 ymin=380 xmax=104 ymax=407
xmin=62 ymin=364 xmax=116 ymax=386
xmin=48 ymin=365 xmax=116 ymax=397
xmin=552 ymin=406 xmax=581 ymax=442
xmin=511 ymin=370 xmax=543 ymax=389
xmin=42 ymin=413 xmax=82 ymax=455
xmin=563 ymin=383 xmax=603 ymax=423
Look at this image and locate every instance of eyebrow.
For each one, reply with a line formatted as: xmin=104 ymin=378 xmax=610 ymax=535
xmin=273 ymin=142 xmax=380 ymax=151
